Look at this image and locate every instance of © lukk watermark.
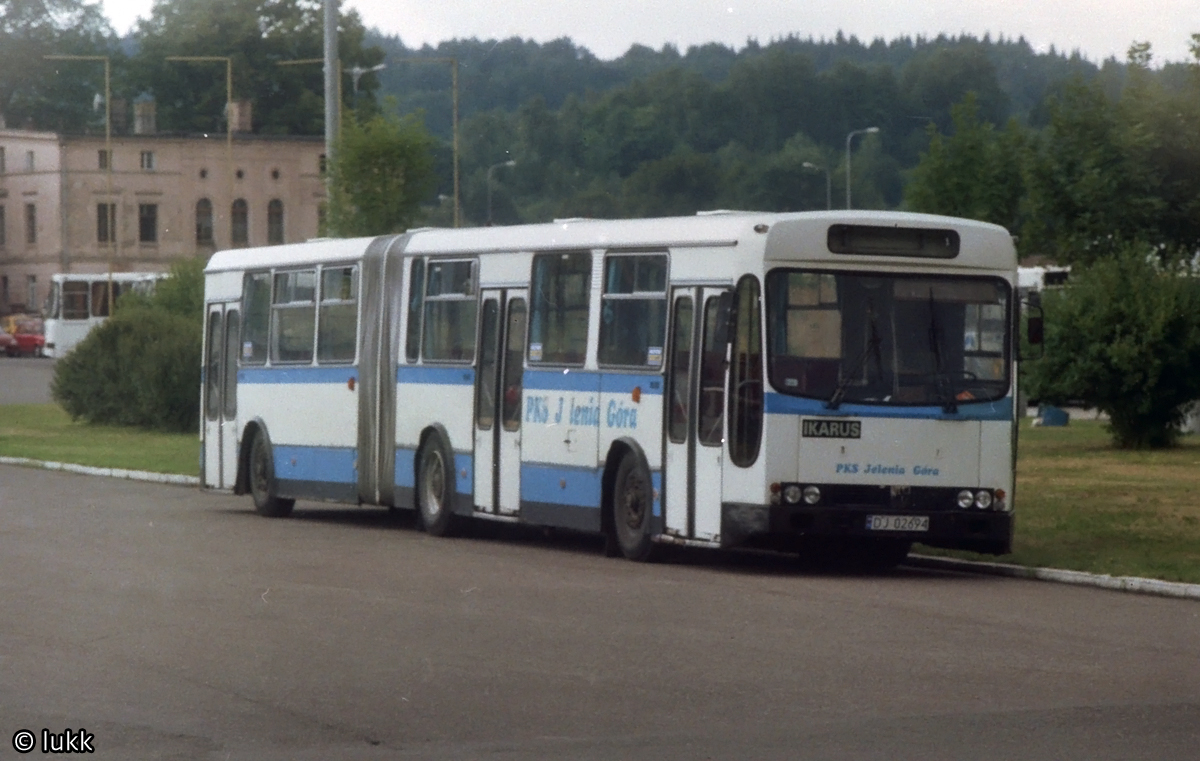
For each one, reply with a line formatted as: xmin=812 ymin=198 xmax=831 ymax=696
xmin=12 ymin=728 xmax=94 ymax=754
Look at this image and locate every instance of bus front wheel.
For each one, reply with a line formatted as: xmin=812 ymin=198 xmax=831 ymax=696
xmin=417 ymin=434 xmax=458 ymax=537
xmin=612 ymin=450 xmax=658 ymax=562
xmin=249 ymin=431 xmax=294 ymax=518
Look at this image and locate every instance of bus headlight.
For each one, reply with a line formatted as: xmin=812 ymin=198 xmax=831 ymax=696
xmin=974 ymin=490 xmax=993 ymax=510
xmin=802 ymin=485 xmax=821 ymax=505
xmin=956 ymin=489 xmax=974 ymax=509
xmin=783 ymin=484 xmax=803 ymax=504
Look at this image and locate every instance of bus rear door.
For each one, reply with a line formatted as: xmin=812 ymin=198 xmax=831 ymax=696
xmin=202 ymin=302 xmax=240 ymax=489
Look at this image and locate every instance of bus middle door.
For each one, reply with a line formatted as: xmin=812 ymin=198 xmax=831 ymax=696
xmin=474 ymin=290 xmax=527 ymax=516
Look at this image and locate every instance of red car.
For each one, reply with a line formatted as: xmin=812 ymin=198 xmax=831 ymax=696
xmin=0 ymin=328 xmax=15 ymax=355
xmin=6 ymin=318 xmax=44 ymax=357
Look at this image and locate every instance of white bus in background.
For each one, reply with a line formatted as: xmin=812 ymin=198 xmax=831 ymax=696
xmin=43 ymin=271 xmax=168 ymax=358
xmin=202 ymin=211 xmax=1039 ymax=568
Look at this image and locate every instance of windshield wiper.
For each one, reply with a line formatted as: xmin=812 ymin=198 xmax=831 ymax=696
xmin=927 ymin=290 xmax=957 ymax=413
xmin=827 ymin=302 xmax=882 ymax=410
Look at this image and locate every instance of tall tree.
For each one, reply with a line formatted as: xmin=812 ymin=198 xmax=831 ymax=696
xmin=129 ymin=0 xmax=381 ymax=135
xmin=0 ymin=0 xmax=115 ymax=131
xmin=904 ymin=92 xmax=1025 ymax=229
xmin=326 ymin=111 xmax=437 ymax=235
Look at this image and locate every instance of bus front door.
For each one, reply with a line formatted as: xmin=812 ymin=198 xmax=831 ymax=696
xmin=202 ymin=302 xmax=240 ymax=490
xmin=664 ymin=287 xmax=726 ymax=541
xmin=474 ymin=290 xmax=527 ymax=516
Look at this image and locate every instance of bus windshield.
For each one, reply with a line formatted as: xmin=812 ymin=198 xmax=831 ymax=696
xmin=766 ymin=270 xmax=1010 ymax=408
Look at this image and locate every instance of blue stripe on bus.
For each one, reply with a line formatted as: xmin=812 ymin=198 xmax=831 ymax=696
xmin=524 ymin=369 xmax=663 ymax=395
xmin=764 ymin=393 xmax=1013 ymax=421
xmin=239 ymin=366 xmax=357 ymax=384
xmin=274 ymin=445 xmax=356 ymax=484
xmin=521 ymin=462 xmax=603 ymax=509
xmin=520 ymin=462 xmax=662 ymax=516
xmin=396 ymin=366 xmax=475 ymax=386
xmin=394 ymin=446 xmax=472 ymax=494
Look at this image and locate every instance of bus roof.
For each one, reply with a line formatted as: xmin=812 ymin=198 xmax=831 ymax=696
xmin=203 ymin=211 xmax=1015 ymax=273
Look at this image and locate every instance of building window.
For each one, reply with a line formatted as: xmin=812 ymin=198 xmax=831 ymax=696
xmin=138 ymin=203 xmax=157 ymax=243
xmin=98 ymin=150 xmax=111 ymax=170
xmin=267 ymin=199 xmax=283 ymax=245
xmin=26 ymin=275 xmax=36 ymax=309
xmin=195 ymin=198 xmax=213 ymax=245
xmin=140 ymin=151 xmax=154 ymax=170
xmin=231 ymin=199 xmax=248 ymax=247
xmin=24 ymin=151 xmax=34 ymax=172
xmin=0 ymin=205 xmax=5 ymax=247
xmin=97 ymin=203 xmax=116 ymax=243
xmin=25 ymin=203 xmax=35 ymax=244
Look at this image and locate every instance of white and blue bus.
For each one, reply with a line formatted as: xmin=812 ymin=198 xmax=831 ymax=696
xmin=201 ymin=211 xmax=1031 ymax=566
xmin=43 ymin=271 xmax=168 ymax=358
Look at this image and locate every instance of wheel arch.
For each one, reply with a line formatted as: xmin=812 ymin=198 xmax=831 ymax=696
xmin=234 ymin=417 xmax=269 ymax=496
xmin=601 ymin=437 xmax=650 ymax=538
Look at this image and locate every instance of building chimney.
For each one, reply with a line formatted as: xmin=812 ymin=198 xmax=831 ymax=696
xmin=134 ymin=95 xmax=156 ymax=135
xmin=229 ymin=100 xmax=252 ymax=133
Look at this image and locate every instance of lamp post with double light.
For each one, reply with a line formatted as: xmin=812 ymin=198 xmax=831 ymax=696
xmin=844 ymin=126 xmax=879 ymax=209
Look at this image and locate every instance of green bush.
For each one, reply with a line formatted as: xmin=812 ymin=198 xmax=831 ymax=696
xmin=1026 ymin=245 xmax=1200 ymax=448
xmin=51 ymin=258 xmax=205 ymax=433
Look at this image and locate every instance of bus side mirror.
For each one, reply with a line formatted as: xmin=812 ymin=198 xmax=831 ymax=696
xmin=1027 ymin=315 xmax=1044 ymax=346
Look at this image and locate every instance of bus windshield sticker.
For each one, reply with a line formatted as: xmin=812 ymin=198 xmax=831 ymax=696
xmin=529 ymin=342 xmax=543 ymax=362
xmin=646 ymin=346 xmax=663 ymax=366
xmin=243 ymin=341 xmax=253 ymax=359
xmin=802 ymin=419 xmax=861 ymax=438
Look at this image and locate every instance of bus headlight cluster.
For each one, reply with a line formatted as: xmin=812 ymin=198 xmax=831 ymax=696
xmin=773 ymin=484 xmax=822 ymax=505
xmin=957 ymin=489 xmax=999 ymax=510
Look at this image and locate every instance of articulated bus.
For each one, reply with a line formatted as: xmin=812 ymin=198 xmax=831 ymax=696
xmin=201 ymin=210 xmax=1030 ymax=567
xmin=43 ymin=271 xmax=168 ymax=358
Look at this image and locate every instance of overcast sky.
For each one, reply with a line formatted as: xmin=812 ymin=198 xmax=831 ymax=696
xmin=101 ymin=0 xmax=1198 ymax=65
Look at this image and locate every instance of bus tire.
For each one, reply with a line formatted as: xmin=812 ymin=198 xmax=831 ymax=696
xmin=417 ymin=434 xmax=458 ymax=537
xmin=612 ymin=450 xmax=658 ymax=562
xmin=249 ymin=430 xmax=294 ymax=518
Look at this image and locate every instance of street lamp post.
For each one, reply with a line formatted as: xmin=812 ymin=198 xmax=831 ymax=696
xmin=802 ymin=161 xmax=831 ymax=210
xmin=844 ymin=126 xmax=879 ymax=210
xmin=167 ymin=56 xmax=234 ymax=244
xmin=394 ymin=57 xmax=461 ymax=227
xmin=487 ymin=160 xmax=516 ymax=226
xmin=45 ymin=54 xmax=112 ymax=299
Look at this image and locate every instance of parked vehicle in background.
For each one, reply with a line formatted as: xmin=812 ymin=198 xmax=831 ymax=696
xmin=6 ymin=316 xmax=45 ymax=357
xmin=0 ymin=327 xmax=16 ymax=355
xmin=42 ymin=272 xmax=168 ymax=358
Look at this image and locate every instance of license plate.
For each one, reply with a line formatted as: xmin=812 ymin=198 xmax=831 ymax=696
xmin=866 ymin=514 xmax=929 ymax=532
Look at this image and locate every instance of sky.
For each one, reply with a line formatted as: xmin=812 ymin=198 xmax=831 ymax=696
xmin=101 ymin=0 xmax=1198 ymax=66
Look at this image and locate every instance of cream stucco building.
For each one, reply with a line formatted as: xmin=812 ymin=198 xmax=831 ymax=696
xmin=0 ymin=113 xmax=326 ymax=314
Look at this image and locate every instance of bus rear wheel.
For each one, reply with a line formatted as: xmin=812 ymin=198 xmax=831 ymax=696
xmin=249 ymin=431 xmax=294 ymax=518
xmin=417 ymin=434 xmax=459 ymax=537
xmin=612 ymin=451 xmax=658 ymax=562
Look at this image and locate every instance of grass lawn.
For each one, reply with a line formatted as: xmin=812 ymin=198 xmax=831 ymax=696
xmin=0 ymin=403 xmax=198 ymax=476
xmin=918 ymin=418 xmax=1200 ymax=584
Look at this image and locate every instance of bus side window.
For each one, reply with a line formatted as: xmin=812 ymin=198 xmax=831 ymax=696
xmin=422 ymin=259 xmax=477 ymax=362
xmin=62 ymin=281 xmax=88 ymax=320
xmin=90 ymin=281 xmax=110 ymax=317
xmin=271 ymin=269 xmax=316 ymax=364
xmin=728 ymin=275 xmax=763 ymax=466
xmin=317 ymin=265 xmax=358 ymax=364
xmin=242 ymin=272 xmax=271 ymax=365
xmin=598 ymin=253 xmax=667 ymax=368
xmin=405 ymin=258 xmax=424 ymax=362
xmin=528 ymin=251 xmax=590 ymax=366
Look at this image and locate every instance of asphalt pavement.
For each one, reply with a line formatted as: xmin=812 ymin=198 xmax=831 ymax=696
xmin=0 ymin=356 xmax=55 ymax=405
xmin=1 ymin=465 xmax=1197 ymax=760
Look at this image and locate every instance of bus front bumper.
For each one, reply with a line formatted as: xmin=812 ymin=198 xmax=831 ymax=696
xmin=721 ymin=502 xmax=1013 ymax=556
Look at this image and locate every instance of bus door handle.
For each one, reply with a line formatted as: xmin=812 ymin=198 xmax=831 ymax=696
xmin=563 ymin=428 xmax=576 ymax=452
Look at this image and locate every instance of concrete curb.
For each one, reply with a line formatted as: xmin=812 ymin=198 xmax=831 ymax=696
xmin=0 ymin=456 xmax=199 ymax=486
xmin=907 ymin=554 xmax=1200 ymax=602
xmin=1 ymin=456 xmax=1196 ymax=602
